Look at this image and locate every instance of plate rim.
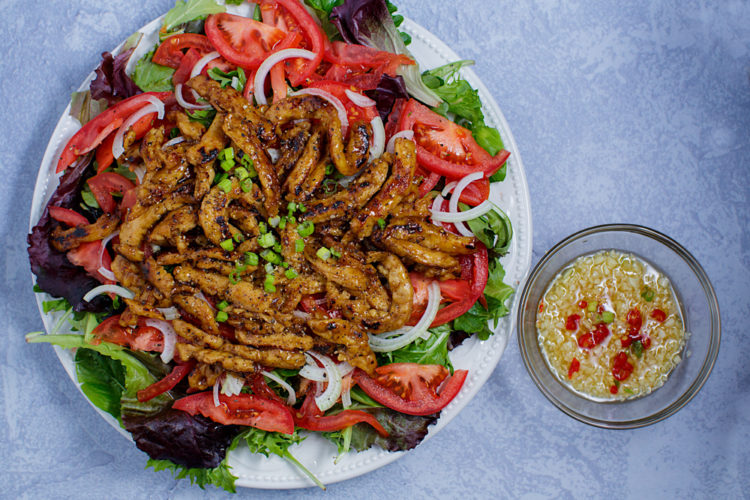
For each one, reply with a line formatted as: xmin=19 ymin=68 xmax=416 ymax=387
xmin=28 ymin=10 xmax=533 ymax=490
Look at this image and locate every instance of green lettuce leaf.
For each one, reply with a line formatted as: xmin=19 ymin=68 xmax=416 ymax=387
xmin=148 ymin=458 xmax=237 ymax=493
xmin=163 ymin=0 xmax=225 ymax=32
xmin=463 ymin=203 xmax=513 ymax=256
xmin=378 ymin=324 xmax=453 ymax=369
xmin=75 ymin=348 xmax=126 ymax=419
xmin=132 ymin=49 xmax=175 ymax=92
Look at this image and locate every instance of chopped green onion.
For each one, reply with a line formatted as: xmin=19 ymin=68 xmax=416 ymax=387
xmin=220 ymin=159 xmax=235 ymax=172
xmin=265 ymin=262 xmax=275 ymax=274
xmin=213 ymin=172 xmax=227 ymax=186
xmin=264 ymin=274 xmax=276 ymax=293
xmin=316 ymin=247 xmax=331 ymax=260
xmin=330 ymin=247 xmax=341 ymax=258
xmin=245 ymin=252 xmax=259 ymax=266
xmin=287 ymin=202 xmax=298 ymax=214
xmin=294 ymin=239 xmax=305 ymax=253
xmin=377 ymin=218 xmax=386 ymax=230
xmin=278 ymin=217 xmax=287 ymax=229
xmin=640 ymin=286 xmax=655 ymax=302
xmin=229 ymin=270 xmax=241 ymax=284
xmin=298 ymin=204 xmax=307 ymax=213
xmin=325 ymin=163 xmax=334 ymax=175
xmin=281 ymin=261 xmax=289 ymax=268
xmin=601 ymin=311 xmax=615 ymax=323
xmin=273 ymin=242 xmax=282 ymax=254
xmin=258 ymin=232 xmax=276 ymax=248
xmin=218 ymin=147 xmax=234 ymax=161
xmin=240 ymin=178 xmax=253 ymax=192
xmin=235 ymin=166 xmax=249 ymax=180
xmin=217 ymin=177 xmax=232 ymax=193
xmin=285 ymin=268 xmax=299 ymax=280
xmin=297 ymin=221 xmax=314 ymax=237
xmin=220 ymin=238 xmax=234 ymax=252
xmin=259 ymin=222 xmax=268 ymax=234
xmin=239 ymin=151 xmax=255 ymax=174
xmin=217 ymin=301 xmax=229 ymax=311
xmin=216 ymin=311 xmax=228 ymax=322
xmin=233 ymin=232 xmax=244 ymax=243
xmin=269 ymin=216 xmax=281 ymax=228
xmin=631 ymin=340 xmax=643 ymax=358
xmin=261 ymin=249 xmax=282 ymax=265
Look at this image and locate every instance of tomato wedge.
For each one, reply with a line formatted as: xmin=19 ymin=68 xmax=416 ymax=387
xmin=56 ymin=91 xmax=171 ymax=173
xmin=306 ymin=80 xmax=378 ymax=123
xmin=273 ymin=0 xmax=325 ymax=86
xmin=137 ymin=360 xmax=195 ymax=402
xmin=353 ymin=364 xmax=468 ymax=416
xmin=49 ymin=206 xmax=88 ymax=227
xmin=408 ymin=273 xmax=472 ymax=324
xmin=90 ymin=315 xmax=165 ymax=351
xmin=173 ymin=392 xmax=295 ymax=434
xmin=66 ymin=241 xmax=113 ymax=284
xmin=294 ymin=385 xmax=388 ymax=436
xmin=87 ymin=172 xmax=135 ymax=214
xmin=398 ymin=99 xmax=509 ymax=180
xmin=431 ymin=244 xmax=489 ymax=327
xmin=95 ymin=112 xmax=156 ymax=173
xmin=204 ymin=13 xmax=292 ymax=69
xmin=152 ymin=33 xmax=216 ymax=68
xmin=322 ymin=41 xmax=414 ymax=90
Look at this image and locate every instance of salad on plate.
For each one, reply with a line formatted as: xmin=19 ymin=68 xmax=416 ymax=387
xmin=27 ymin=0 xmax=516 ymax=491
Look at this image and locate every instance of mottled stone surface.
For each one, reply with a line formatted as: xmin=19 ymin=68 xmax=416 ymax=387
xmin=1 ymin=0 xmax=748 ymax=498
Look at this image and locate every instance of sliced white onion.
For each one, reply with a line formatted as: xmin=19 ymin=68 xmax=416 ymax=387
xmin=300 ymin=360 xmax=328 ymax=382
xmin=338 ymin=362 xmax=354 ymax=377
xmin=385 ymin=130 xmax=414 ymax=154
xmin=431 ymin=193 xmax=447 ymax=229
xmin=97 ymin=230 xmax=120 ymax=281
xmin=162 ymin=136 xmax=186 ymax=149
xmin=306 ymin=351 xmax=342 ymax=412
xmin=254 ymin=48 xmax=316 ymax=106
xmin=337 ymin=174 xmax=357 ymax=188
xmin=441 ymin=181 xmax=458 ymax=197
xmin=213 ymin=377 xmax=221 ymax=407
xmin=157 ymin=306 xmax=180 ymax=320
xmin=221 ymin=372 xmax=245 ymax=396
xmin=369 ymin=116 xmax=385 ymax=160
xmin=430 ymin=199 xmax=494 ymax=223
xmin=132 ymin=166 xmax=146 ymax=184
xmin=448 ymin=172 xmax=485 ymax=237
xmin=112 ymin=98 xmax=164 ymax=160
xmin=289 ymin=87 xmax=349 ymax=136
xmin=292 ymin=310 xmax=311 ymax=320
xmin=344 ymin=88 xmax=376 ymax=107
xmin=267 ymin=147 xmax=281 ymax=163
xmin=189 ymin=51 xmax=221 ymax=100
xmin=83 ymin=284 xmax=134 ymax=302
xmin=190 ymin=51 xmax=221 ymax=79
xmin=195 ymin=291 xmax=215 ymax=310
xmin=369 ymin=281 xmax=441 ymax=352
xmin=341 ymin=376 xmax=352 ymax=408
xmin=175 ymin=83 xmax=213 ymax=110
xmin=145 ymin=319 xmax=177 ymax=364
xmin=262 ymin=370 xmax=297 ymax=406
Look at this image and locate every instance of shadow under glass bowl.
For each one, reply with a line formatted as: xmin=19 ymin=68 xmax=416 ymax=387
xmin=516 ymin=224 xmax=720 ymax=428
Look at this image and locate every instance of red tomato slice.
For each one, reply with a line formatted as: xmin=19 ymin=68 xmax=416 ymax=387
xmin=248 ymin=372 xmax=286 ymax=405
xmin=56 ymin=92 xmax=171 ymax=173
xmin=273 ymin=0 xmax=325 ymax=86
xmin=55 ymin=92 xmax=172 ymax=174
xmin=90 ymin=315 xmax=165 ymax=351
xmin=95 ymin=112 xmax=156 ymax=173
xmin=431 ymin=244 xmax=489 ymax=327
xmin=353 ymin=364 xmax=468 ymax=416
xmin=137 ymin=360 xmax=195 ymax=402
xmin=87 ymin=172 xmax=136 ymax=214
xmin=49 ymin=206 xmax=88 ymax=227
xmin=324 ymin=41 xmax=414 ymax=75
xmin=294 ymin=384 xmax=388 ymax=436
xmin=152 ymin=33 xmax=216 ymax=68
xmin=204 ymin=13 xmax=291 ymax=69
xmin=306 ymin=80 xmax=378 ymax=124
xmin=66 ymin=241 xmax=113 ymax=284
xmin=398 ymin=99 xmax=510 ymax=180
xmin=407 ymin=273 xmax=473 ymax=325
xmin=172 ymin=48 xmax=204 ymax=87
xmin=173 ymin=392 xmax=295 ymax=434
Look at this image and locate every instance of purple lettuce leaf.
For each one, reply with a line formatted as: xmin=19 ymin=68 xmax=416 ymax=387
xmin=123 ymin=409 xmax=240 ymax=469
xmin=365 ymin=73 xmax=408 ymax=121
xmin=27 ymin=154 xmax=109 ymax=312
xmin=349 ymin=408 xmax=438 ymax=452
xmin=90 ymin=48 xmax=141 ymax=103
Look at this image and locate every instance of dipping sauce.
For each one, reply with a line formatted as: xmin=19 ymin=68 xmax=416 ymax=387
xmin=536 ymin=250 xmax=687 ymax=400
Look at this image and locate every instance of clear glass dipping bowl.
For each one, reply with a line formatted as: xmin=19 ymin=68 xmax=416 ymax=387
xmin=516 ymin=224 xmax=720 ymax=428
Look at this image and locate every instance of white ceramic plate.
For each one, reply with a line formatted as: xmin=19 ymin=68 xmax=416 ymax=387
xmin=29 ymin=5 xmax=532 ymax=490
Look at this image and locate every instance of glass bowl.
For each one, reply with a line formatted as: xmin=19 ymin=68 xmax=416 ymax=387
xmin=516 ymin=224 xmax=720 ymax=428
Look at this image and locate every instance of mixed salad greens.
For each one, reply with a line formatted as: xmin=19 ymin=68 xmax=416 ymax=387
xmin=27 ymin=0 xmax=514 ymax=492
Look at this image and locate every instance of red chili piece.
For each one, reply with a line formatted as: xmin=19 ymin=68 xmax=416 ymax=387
xmin=567 ymin=358 xmax=580 ymax=379
xmin=578 ymin=300 xmax=588 ymax=309
xmin=577 ymin=323 xmax=610 ymax=349
xmin=538 ymin=302 xmax=545 ymax=313
xmin=610 ymin=384 xmax=619 ymax=394
xmin=651 ymin=309 xmax=667 ymax=322
xmin=565 ymin=314 xmax=581 ymax=331
xmin=642 ymin=337 xmax=652 ymax=350
xmin=612 ymin=352 xmax=634 ymax=381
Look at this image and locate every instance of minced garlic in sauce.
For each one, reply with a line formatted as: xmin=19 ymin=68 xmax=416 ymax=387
xmin=536 ymin=250 xmax=687 ymax=400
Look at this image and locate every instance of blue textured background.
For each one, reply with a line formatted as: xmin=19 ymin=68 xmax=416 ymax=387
xmin=2 ymin=0 xmax=749 ymax=498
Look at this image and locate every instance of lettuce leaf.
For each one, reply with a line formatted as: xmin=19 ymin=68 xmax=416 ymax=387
xmin=348 ymin=408 xmax=437 ymax=452
xmin=90 ymin=32 xmax=142 ymax=103
xmin=163 ymin=0 xmax=225 ymax=32
xmin=74 ymin=348 xmax=126 ymax=419
xmin=378 ymin=324 xmax=453 ymax=369
xmin=330 ymin=0 xmax=441 ymax=106
xmin=148 ymin=457 xmax=237 ymax=493
xmin=132 ymin=49 xmax=175 ymax=92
